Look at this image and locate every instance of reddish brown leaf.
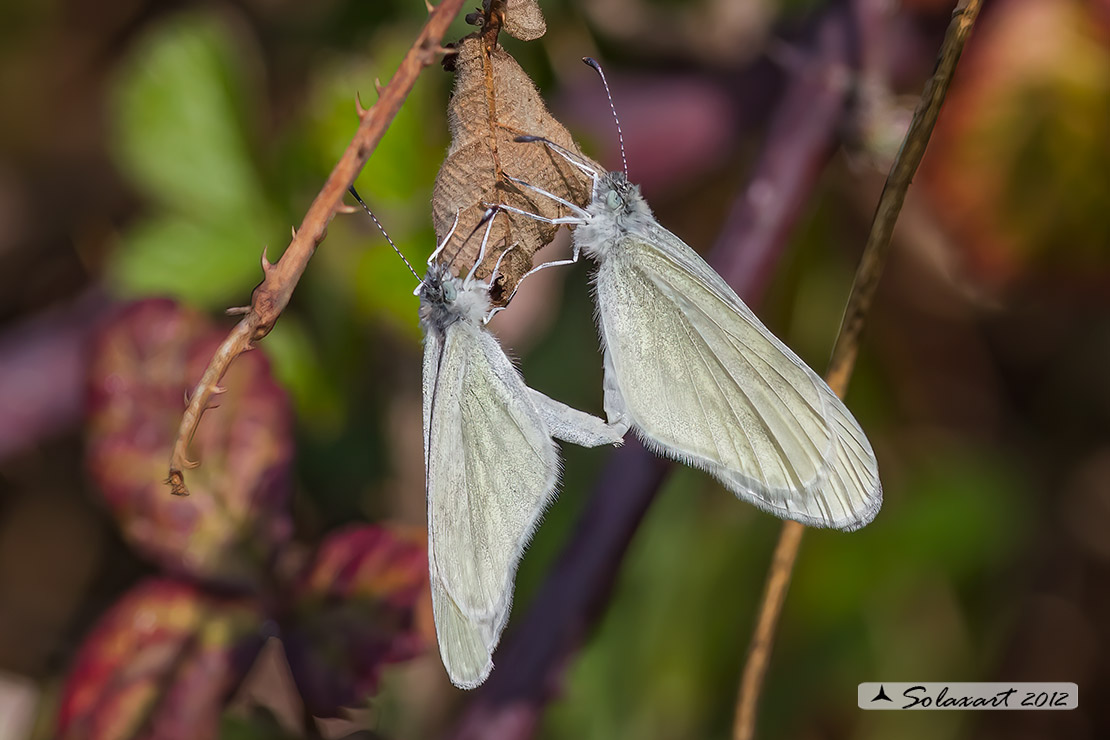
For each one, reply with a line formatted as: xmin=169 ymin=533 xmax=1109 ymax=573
xmin=283 ymin=524 xmax=429 ymax=717
xmin=56 ymin=579 xmax=265 ymax=740
xmin=86 ymin=299 xmax=293 ymax=585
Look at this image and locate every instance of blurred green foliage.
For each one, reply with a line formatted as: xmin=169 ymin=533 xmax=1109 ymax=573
xmin=106 ymin=9 xmax=449 ymax=328
xmin=993 ymin=49 xmax=1110 ymax=264
xmin=104 ymin=9 xmax=453 ymax=522
xmin=79 ymin=1 xmax=1103 ymax=738
xmin=219 ymin=709 xmax=301 ymax=740
xmin=922 ymin=0 xmax=1110 ymax=285
xmin=109 ymin=13 xmax=278 ymax=306
xmin=544 ymin=446 xmax=1031 ymax=740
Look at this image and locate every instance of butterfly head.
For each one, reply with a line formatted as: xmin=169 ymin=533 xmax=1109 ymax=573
xmin=582 ymin=173 xmax=654 ymax=257
xmin=419 ymin=262 xmax=490 ymax=331
xmin=595 ymin=172 xmax=649 ymax=216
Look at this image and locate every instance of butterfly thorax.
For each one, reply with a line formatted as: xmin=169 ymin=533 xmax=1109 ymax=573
xmin=419 ymin=263 xmax=491 ymax=334
xmin=578 ymin=171 xmax=655 ymax=259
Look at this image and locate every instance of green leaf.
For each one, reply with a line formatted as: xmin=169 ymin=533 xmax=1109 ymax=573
xmin=107 ymin=214 xmax=268 ymax=308
xmin=220 ymin=709 xmax=300 ymax=740
xmin=300 ymin=34 xmax=444 ymax=208
xmin=263 ymin=318 xmax=346 ymax=433
xmin=352 ymin=230 xmax=435 ymax=335
xmin=111 ymin=12 xmax=265 ymax=218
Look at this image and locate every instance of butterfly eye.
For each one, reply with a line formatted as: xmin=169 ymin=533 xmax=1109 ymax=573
xmin=606 ymin=190 xmax=622 ymax=210
xmin=443 ymin=281 xmax=457 ymax=302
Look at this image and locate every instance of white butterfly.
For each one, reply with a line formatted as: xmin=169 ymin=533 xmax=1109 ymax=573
xmin=352 ymin=192 xmax=625 ymax=688
xmin=497 ymin=130 xmax=882 ymax=532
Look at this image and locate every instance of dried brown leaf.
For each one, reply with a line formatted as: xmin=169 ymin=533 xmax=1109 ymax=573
xmin=504 ymin=0 xmax=546 ymax=41
xmin=432 ymin=36 xmax=598 ymax=303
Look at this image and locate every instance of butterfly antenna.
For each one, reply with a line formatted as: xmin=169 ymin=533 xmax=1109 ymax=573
xmin=348 ymin=186 xmax=420 ymax=282
xmin=582 ymin=57 xmax=627 ymax=176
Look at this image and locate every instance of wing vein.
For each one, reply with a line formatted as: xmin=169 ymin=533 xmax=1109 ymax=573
xmin=674 ymin=306 xmax=769 ymax=487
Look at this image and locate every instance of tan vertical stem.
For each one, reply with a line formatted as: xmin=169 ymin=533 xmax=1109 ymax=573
xmin=732 ymin=2 xmax=983 ymax=738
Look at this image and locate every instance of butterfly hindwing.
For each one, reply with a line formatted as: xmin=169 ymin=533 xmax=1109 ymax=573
xmin=594 ymin=222 xmax=881 ymax=530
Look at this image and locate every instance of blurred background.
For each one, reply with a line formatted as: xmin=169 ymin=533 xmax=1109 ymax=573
xmin=1 ymin=0 xmax=1108 ymax=738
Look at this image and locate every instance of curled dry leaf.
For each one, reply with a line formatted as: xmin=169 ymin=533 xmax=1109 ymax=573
xmin=504 ymin=0 xmax=547 ymax=41
xmin=432 ymin=36 xmax=599 ymax=303
xmin=56 ymin=578 xmax=265 ymax=740
xmin=283 ymin=524 xmax=429 ymax=717
xmin=86 ymin=299 xmax=293 ymax=585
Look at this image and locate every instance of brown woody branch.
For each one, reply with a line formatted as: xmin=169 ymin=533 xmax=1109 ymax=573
xmin=167 ymin=0 xmax=467 ymax=495
xmin=731 ymin=2 xmax=983 ymax=739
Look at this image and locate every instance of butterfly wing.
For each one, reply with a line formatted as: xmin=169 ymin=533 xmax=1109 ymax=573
xmin=428 ymin=544 xmax=497 ymax=689
xmin=594 ymin=220 xmax=881 ymax=530
xmin=423 ymin=319 xmax=559 ymax=686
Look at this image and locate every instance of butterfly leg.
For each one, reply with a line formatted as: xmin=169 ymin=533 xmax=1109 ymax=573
xmin=480 ymin=189 xmax=588 ymax=322
xmin=428 ymin=208 xmax=461 ymax=265
xmin=484 ymin=248 xmax=583 ymax=323
xmin=527 ymin=389 xmax=628 ymax=447
xmin=511 ymin=135 xmax=603 ymax=185
xmin=465 ymin=207 xmax=500 ymax=285
xmin=483 ymin=225 xmax=587 ymax=321
xmin=488 ymin=202 xmax=585 ymax=227
xmin=502 ymin=175 xmax=591 ymax=219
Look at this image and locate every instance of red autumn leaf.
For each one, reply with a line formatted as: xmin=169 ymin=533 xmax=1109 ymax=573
xmin=283 ymin=524 xmax=429 ymax=717
xmin=86 ymin=299 xmax=293 ymax=585
xmin=56 ymin=578 xmax=265 ymax=740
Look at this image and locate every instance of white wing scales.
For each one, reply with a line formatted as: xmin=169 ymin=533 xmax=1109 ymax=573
xmin=429 ymin=554 xmax=496 ymax=689
xmin=594 ymin=223 xmax=881 ymax=531
xmin=423 ymin=316 xmax=560 ymax=686
xmin=423 ymin=332 xmax=495 ymax=688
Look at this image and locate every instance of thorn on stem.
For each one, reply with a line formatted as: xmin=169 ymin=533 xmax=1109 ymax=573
xmin=226 ymin=306 xmax=251 ymax=316
xmin=167 ymin=470 xmax=190 ymax=496
xmin=261 ymin=246 xmax=275 ymax=274
xmin=375 ymin=77 xmax=385 ymax=97
xmin=425 ymin=0 xmax=434 ymax=14
xmin=355 ymin=91 xmax=368 ymax=118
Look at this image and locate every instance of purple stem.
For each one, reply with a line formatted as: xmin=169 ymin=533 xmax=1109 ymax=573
xmin=447 ymin=6 xmax=855 ymax=739
xmin=0 ymin=289 xmax=113 ymax=461
xmin=710 ymin=6 xmax=855 ymax=307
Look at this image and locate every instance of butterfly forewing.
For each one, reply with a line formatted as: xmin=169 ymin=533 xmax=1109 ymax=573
xmin=428 ymin=555 xmax=496 ymax=689
xmin=596 ymin=225 xmax=880 ymax=530
xmin=425 ymin=318 xmax=559 ymax=624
